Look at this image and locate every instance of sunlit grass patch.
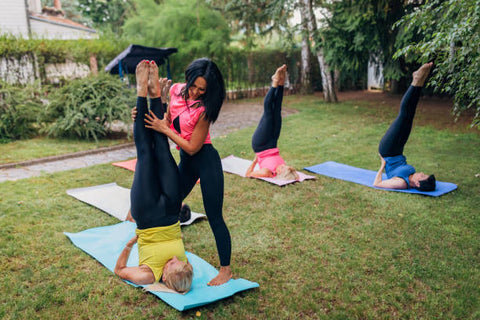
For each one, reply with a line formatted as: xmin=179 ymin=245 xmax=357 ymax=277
xmin=1 ymin=94 xmax=479 ymax=319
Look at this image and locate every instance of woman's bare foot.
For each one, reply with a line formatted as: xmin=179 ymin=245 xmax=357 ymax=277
xmin=161 ymin=79 xmax=172 ymax=104
xmin=208 ymin=266 xmax=232 ymax=286
xmin=271 ymin=64 xmax=287 ymax=87
xmin=148 ymin=61 xmax=160 ymax=98
xmin=158 ymin=77 xmax=166 ymax=100
xmin=136 ymin=60 xmax=149 ymax=97
xmin=412 ymin=62 xmax=433 ymax=87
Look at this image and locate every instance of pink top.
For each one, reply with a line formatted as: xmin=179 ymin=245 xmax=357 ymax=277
xmin=168 ymin=83 xmax=211 ymax=145
xmin=255 ymin=148 xmax=285 ymax=176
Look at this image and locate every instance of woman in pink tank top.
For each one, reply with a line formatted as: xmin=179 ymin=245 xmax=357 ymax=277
xmin=246 ymin=65 xmax=299 ymax=181
xmin=131 ymin=58 xmax=232 ymax=286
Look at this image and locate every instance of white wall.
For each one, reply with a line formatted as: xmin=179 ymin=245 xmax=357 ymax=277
xmin=0 ymin=55 xmax=38 ymax=85
xmin=0 ymin=0 xmax=30 ymax=37
xmin=27 ymin=0 xmax=42 ymax=14
xmin=45 ymin=62 xmax=90 ymax=83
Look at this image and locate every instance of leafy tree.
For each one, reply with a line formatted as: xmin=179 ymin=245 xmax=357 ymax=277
xmin=321 ymin=0 xmax=418 ymax=92
xmin=41 ymin=0 xmax=92 ymax=26
xmin=77 ymin=0 xmax=134 ymax=33
xmin=395 ymin=0 xmax=480 ymax=127
xmin=122 ymin=0 xmax=231 ymax=79
xmin=208 ymin=0 xmax=296 ymax=84
xmin=300 ymin=0 xmax=337 ymax=102
xmin=210 ymin=0 xmax=293 ymax=49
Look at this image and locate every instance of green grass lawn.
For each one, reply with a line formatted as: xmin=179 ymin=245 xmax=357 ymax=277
xmin=1 ymin=95 xmax=479 ymax=319
xmin=0 ymin=136 xmax=131 ymax=165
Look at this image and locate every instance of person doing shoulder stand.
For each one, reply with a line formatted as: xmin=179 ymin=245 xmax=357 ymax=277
xmin=133 ymin=58 xmax=232 ymax=286
xmin=115 ymin=60 xmax=193 ymax=293
xmin=373 ymin=62 xmax=436 ymax=191
xmin=246 ymin=65 xmax=299 ymax=181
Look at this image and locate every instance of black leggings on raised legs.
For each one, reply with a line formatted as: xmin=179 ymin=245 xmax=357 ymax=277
xmin=251 ymin=86 xmax=284 ymax=153
xmin=378 ymin=86 xmax=422 ymax=157
xmin=130 ymin=97 xmax=181 ymax=230
xmin=178 ymin=145 xmax=231 ymax=267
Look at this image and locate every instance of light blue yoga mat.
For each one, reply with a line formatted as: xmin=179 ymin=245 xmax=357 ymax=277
xmin=64 ymin=221 xmax=259 ymax=311
xmin=304 ymin=161 xmax=457 ymax=197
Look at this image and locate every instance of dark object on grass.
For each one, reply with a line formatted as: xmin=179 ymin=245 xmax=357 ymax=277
xmin=105 ymin=44 xmax=177 ymax=79
xmin=179 ymin=204 xmax=191 ymax=223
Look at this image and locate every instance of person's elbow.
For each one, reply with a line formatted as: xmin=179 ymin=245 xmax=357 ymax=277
xmin=114 ymin=266 xmax=125 ymax=279
xmin=183 ymin=144 xmax=203 ymax=156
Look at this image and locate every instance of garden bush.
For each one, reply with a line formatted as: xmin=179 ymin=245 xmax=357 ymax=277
xmin=42 ymin=73 xmax=135 ymax=140
xmin=0 ymin=81 xmax=43 ymax=142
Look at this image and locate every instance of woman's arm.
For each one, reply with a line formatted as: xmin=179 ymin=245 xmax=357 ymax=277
xmin=245 ymin=156 xmax=274 ymax=178
xmin=373 ymin=156 xmax=386 ymax=187
xmin=114 ymin=236 xmax=155 ymax=285
xmin=245 ymin=156 xmax=258 ymax=177
xmin=373 ymin=156 xmax=407 ymax=189
xmin=144 ymin=111 xmax=210 ymax=156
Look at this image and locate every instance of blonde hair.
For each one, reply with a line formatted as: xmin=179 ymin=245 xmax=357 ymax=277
xmin=275 ymin=165 xmax=299 ymax=181
xmin=164 ymin=262 xmax=193 ymax=293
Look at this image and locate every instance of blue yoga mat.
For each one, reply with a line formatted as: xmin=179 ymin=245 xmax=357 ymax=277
xmin=64 ymin=222 xmax=259 ymax=311
xmin=304 ymin=161 xmax=457 ymax=197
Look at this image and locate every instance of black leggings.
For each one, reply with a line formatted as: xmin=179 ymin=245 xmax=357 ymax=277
xmin=378 ymin=86 xmax=422 ymax=157
xmin=179 ymin=144 xmax=231 ymax=267
xmin=251 ymin=86 xmax=284 ymax=153
xmin=130 ymin=97 xmax=182 ymax=230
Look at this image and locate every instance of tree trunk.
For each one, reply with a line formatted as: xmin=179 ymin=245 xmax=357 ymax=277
xmin=334 ymin=68 xmax=340 ymax=92
xmin=247 ymin=52 xmax=255 ymax=85
xmin=316 ymin=49 xmax=337 ymax=102
xmin=300 ymin=30 xmax=313 ymax=94
xmin=89 ymin=54 xmax=98 ymax=76
xmin=300 ymin=0 xmax=337 ymax=102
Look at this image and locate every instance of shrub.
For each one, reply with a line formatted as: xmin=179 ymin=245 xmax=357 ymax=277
xmin=42 ymin=73 xmax=135 ymax=140
xmin=0 ymin=81 xmax=43 ymax=141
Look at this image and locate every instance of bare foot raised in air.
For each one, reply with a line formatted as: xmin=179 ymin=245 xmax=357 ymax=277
xmin=160 ymin=78 xmax=172 ymax=104
xmin=412 ymin=62 xmax=433 ymax=87
xmin=136 ymin=60 xmax=149 ymax=97
xmin=148 ymin=61 xmax=160 ymax=98
xmin=208 ymin=266 xmax=232 ymax=286
xmin=271 ymin=64 xmax=287 ymax=88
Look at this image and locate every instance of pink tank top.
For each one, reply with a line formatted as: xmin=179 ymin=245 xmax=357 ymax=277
xmin=255 ymin=148 xmax=285 ymax=176
xmin=168 ymin=83 xmax=211 ymax=145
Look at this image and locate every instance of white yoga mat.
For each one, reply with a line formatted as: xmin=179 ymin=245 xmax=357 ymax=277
xmin=67 ymin=183 xmax=206 ymax=225
xmin=221 ymin=155 xmax=315 ymax=186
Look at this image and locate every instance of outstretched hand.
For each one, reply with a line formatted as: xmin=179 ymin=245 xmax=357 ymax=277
xmin=144 ymin=111 xmax=170 ymax=134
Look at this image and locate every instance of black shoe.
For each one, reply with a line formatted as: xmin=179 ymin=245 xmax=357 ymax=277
xmin=179 ymin=204 xmax=191 ymax=223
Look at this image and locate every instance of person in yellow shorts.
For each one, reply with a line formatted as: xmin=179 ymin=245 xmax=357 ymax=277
xmin=114 ymin=60 xmax=192 ymax=293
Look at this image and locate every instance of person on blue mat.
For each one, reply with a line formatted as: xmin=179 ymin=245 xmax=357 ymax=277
xmin=245 ymin=64 xmax=299 ymax=181
xmin=374 ymin=62 xmax=436 ymax=191
xmin=114 ymin=60 xmax=193 ymax=293
xmin=131 ymin=57 xmax=232 ymax=286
